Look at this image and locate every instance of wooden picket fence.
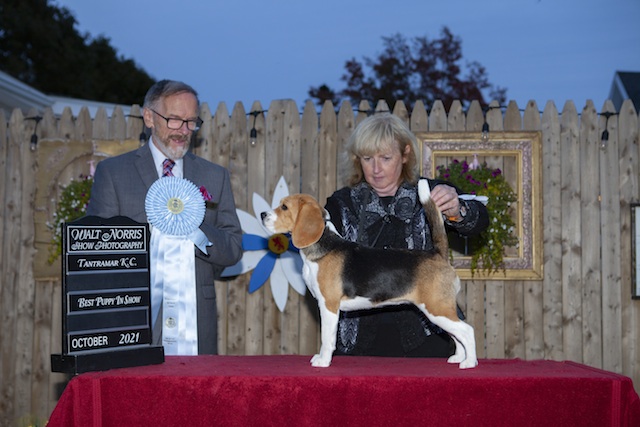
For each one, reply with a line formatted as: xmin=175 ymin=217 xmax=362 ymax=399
xmin=0 ymin=97 xmax=639 ymax=425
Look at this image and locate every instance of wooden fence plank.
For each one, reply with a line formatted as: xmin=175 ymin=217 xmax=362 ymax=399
xmin=467 ymin=101 xmax=484 ymax=133
xmin=541 ymin=101 xmax=564 ymax=360
xmin=410 ymin=100 xmax=429 ymax=133
xmin=244 ymin=102 xmax=266 ymax=355
xmin=41 ymin=108 xmax=57 ymax=139
xmin=560 ymin=102 xmax=583 ymax=362
xmin=92 ymin=108 xmax=109 ymax=139
xmin=521 ymin=101 xmax=545 ymax=360
xmin=109 ymin=106 xmax=127 ymax=140
xmin=1 ymin=109 xmax=24 ymax=425
xmin=428 ymin=100 xmax=447 ymax=131
xmin=263 ymin=100 xmax=286 ymax=354
xmin=318 ymin=101 xmax=337 ymax=206
xmin=222 ymin=102 xmax=248 ymax=356
xmin=600 ymin=101 xmax=623 ymax=373
xmin=580 ymin=102 xmax=603 ymax=368
xmin=299 ymin=100 xmax=321 ymax=355
xmin=355 ymin=100 xmax=371 ymax=127
xmin=392 ymin=101 xmax=409 ymax=124
xmin=209 ymin=101 xmax=237 ymax=355
xmin=504 ymin=101 xmax=526 ymax=359
xmin=126 ymin=105 xmax=143 ymax=141
xmin=463 ymin=101 xmax=487 ymax=357
xmin=336 ymin=100 xmax=355 ymax=189
xmin=49 ymin=281 xmax=67 ymax=417
xmin=447 ymin=100 xmax=466 ymax=131
xmin=14 ymin=109 xmax=37 ymax=422
xmin=212 ymin=102 xmax=231 ymax=167
xmin=0 ymin=109 xmax=6 ymax=270
xmin=58 ymin=108 xmax=75 ymax=140
xmin=485 ymin=103 xmax=506 ymax=359
xmin=301 ymin=100 xmax=320 ymax=197
xmin=280 ymin=99 xmax=302 ymax=355
xmin=31 ymin=279 xmax=54 ymax=421
xmin=76 ymin=107 xmax=92 ymax=141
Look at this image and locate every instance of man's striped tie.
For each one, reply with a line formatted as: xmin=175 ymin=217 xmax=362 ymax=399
xmin=162 ymin=158 xmax=175 ymax=177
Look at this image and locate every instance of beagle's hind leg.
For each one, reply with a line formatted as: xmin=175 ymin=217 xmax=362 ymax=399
xmin=432 ymin=315 xmax=478 ymax=369
xmin=416 ymin=303 xmax=478 ymax=369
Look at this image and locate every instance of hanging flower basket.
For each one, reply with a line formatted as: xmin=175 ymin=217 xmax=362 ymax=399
xmin=436 ymin=157 xmax=518 ymax=275
xmin=47 ymin=175 xmax=93 ymax=264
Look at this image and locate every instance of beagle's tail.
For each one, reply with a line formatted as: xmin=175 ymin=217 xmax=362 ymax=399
xmin=418 ymin=179 xmax=449 ymax=256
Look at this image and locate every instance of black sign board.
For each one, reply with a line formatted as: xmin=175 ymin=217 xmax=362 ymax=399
xmin=51 ymin=216 xmax=164 ymax=374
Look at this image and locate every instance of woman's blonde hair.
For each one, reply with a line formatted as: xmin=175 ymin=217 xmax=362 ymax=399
xmin=344 ymin=113 xmax=419 ymax=186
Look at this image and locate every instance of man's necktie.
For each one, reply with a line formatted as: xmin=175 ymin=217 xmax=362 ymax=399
xmin=162 ymin=158 xmax=175 ymax=177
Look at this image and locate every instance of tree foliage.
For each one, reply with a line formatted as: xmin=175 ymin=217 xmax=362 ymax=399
xmin=0 ymin=0 xmax=155 ymax=105
xmin=309 ymin=27 xmax=506 ymax=110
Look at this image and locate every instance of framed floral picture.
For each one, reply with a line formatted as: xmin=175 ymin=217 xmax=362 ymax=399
xmin=419 ymin=131 xmax=543 ymax=280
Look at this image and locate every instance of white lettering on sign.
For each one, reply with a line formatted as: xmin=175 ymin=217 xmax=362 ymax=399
xmin=71 ymin=335 xmax=109 ymax=349
xmin=75 ymin=294 xmax=145 ymax=309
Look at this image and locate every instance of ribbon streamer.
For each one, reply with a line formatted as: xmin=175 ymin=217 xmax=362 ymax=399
xmin=146 ymin=177 xmax=209 ymax=355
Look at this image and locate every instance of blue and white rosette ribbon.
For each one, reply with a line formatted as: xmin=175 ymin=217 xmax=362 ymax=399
xmin=145 ymin=177 xmax=211 ymax=356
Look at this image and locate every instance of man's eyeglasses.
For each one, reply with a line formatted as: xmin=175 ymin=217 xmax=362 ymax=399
xmin=150 ymin=109 xmax=203 ymax=131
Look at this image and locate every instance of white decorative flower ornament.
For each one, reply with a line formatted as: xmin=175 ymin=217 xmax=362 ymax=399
xmin=221 ymin=176 xmax=305 ymax=312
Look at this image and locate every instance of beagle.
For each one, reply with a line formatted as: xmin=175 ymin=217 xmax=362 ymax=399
xmin=261 ymin=179 xmax=478 ymax=369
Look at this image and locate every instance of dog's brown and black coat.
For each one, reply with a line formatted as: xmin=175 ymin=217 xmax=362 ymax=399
xmin=325 ymin=179 xmax=489 ymax=357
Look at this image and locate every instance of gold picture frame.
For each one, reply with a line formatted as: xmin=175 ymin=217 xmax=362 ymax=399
xmin=419 ymin=131 xmax=543 ymax=280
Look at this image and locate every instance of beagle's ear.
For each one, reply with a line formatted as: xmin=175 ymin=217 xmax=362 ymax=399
xmin=291 ymin=198 xmax=325 ymax=248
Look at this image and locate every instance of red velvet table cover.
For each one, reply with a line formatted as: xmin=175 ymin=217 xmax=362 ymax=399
xmin=48 ymin=356 xmax=640 ymax=427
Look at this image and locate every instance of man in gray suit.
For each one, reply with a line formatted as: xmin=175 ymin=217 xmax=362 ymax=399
xmin=86 ymin=80 xmax=243 ymax=354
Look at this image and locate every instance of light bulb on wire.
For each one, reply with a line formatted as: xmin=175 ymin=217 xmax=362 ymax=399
xmin=481 ymin=122 xmax=489 ymax=142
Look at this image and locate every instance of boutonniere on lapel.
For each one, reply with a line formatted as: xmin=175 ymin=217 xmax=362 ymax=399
xmin=200 ymin=185 xmax=216 ymax=208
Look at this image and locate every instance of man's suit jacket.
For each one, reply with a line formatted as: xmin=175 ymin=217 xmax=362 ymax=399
xmin=86 ymin=142 xmax=243 ymax=354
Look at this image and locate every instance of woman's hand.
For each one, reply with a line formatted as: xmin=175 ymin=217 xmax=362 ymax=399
xmin=430 ymin=184 xmax=462 ymax=221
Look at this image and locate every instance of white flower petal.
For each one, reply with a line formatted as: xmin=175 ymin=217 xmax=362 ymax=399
xmin=252 ymin=193 xmax=274 ymax=236
xmin=221 ymin=250 xmax=268 ymax=277
xmin=252 ymin=193 xmax=271 ymax=220
xmin=280 ymin=251 xmax=306 ymax=295
xmin=271 ymin=176 xmax=290 ymax=209
xmin=237 ymin=209 xmax=268 ymax=238
xmin=270 ymin=261 xmax=289 ymax=312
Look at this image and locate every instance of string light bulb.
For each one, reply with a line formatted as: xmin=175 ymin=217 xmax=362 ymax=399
xmin=248 ymin=111 xmax=260 ymax=146
xmin=27 ymin=116 xmax=43 ymax=151
xmin=600 ymin=112 xmax=615 ymax=150
xmin=139 ymin=130 xmax=147 ymax=146
xmin=481 ymin=121 xmax=490 ymax=142
xmin=600 ymin=128 xmax=609 ymax=150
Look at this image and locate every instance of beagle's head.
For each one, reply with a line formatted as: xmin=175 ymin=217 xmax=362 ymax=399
xmin=261 ymin=194 xmax=326 ymax=248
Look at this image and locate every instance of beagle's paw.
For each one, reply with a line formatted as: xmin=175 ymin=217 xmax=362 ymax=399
xmin=310 ymin=353 xmax=332 ymax=367
xmin=459 ymin=357 xmax=479 ymax=369
xmin=448 ymin=352 xmax=465 ymax=364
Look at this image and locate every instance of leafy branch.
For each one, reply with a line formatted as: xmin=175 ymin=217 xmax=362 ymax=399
xmin=437 ymin=158 xmax=518 ymax=275
xmin=47 ymin=175 xmax=93 ymax=264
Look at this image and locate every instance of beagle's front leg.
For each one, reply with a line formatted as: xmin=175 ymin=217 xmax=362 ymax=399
xmin=310 ymin=303 xmax=339 ymax=367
